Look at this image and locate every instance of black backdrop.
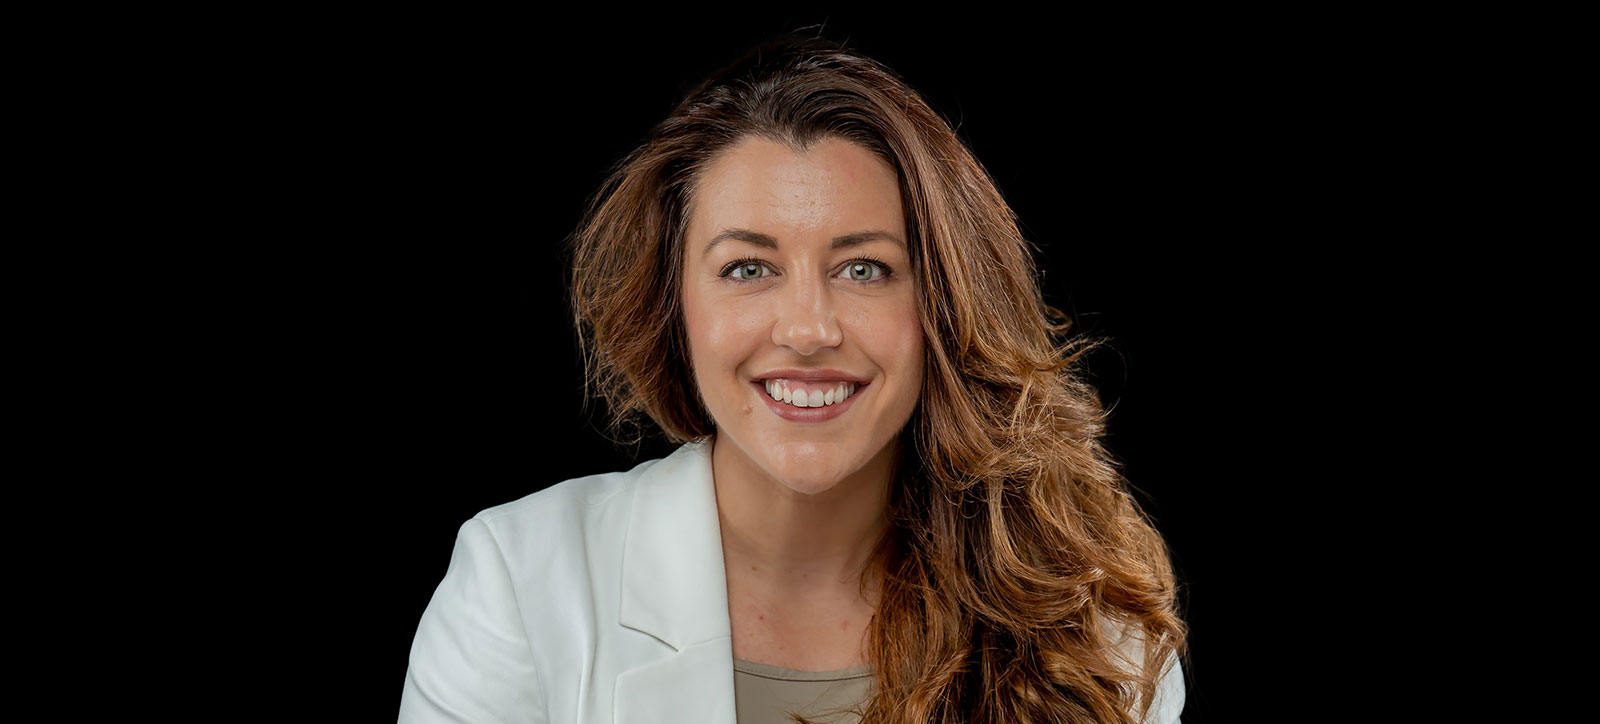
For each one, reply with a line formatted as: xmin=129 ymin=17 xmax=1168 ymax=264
xmin=243 ymin=10 xmax=1377 ymax=722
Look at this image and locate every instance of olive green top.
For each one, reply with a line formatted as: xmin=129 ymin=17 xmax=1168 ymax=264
xmin=732 ymin=658 xmax=875 ymax=724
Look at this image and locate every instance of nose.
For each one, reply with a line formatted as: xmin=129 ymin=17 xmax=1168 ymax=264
xmin=771 ymin=272 xmax=843 ymax=355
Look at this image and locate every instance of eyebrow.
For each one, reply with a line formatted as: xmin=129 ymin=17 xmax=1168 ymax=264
xmin=701 ymin=228 xmax=905 ymax=259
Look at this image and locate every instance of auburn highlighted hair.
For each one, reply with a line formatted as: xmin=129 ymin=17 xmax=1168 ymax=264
xmin=567 ymin=30 xmax=1187 ymax=724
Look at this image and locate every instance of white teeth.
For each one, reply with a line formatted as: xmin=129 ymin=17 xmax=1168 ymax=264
xmin=761 ymin=380 xmax=858 ymax=409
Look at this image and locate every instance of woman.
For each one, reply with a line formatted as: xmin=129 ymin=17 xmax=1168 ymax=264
xmin=401 ymin=33 xmax=1187 ymax=724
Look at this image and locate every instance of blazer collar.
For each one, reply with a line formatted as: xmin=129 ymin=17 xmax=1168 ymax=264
xmin=618 ymin=436 xmax=731 ymax=650
xmin=614 ymin=437 xmax=737 ymax=723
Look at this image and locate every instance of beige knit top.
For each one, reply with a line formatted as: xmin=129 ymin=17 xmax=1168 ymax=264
xmin=732 ymin=658 xmax=875 ymax=724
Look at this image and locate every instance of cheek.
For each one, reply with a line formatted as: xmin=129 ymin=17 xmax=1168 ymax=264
xmin=848 ymin=301 xmax=925 ymax=381
xmin=683 ymin=284 xmax=763 ymax=371
xmin=895 ymin=318 xmax=926 ymax=384
xmin=877 ymin=300 xmax=923 ymax=350
xmin=681 ymin=288 xmax=713 ymax=378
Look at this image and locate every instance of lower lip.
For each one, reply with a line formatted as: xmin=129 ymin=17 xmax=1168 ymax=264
xmin=750 ymin=381 xmax=866 ymax=422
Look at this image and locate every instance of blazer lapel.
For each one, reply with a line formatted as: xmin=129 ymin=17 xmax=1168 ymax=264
xmin=613 ymin=639 xmax=735 ymax=723
xmin=614 ymin=438 xmax=736 ymax=724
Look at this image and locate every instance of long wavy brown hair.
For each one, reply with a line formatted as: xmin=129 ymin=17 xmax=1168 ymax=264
xmin=567 ymin=31 xmax=1187 ymax=724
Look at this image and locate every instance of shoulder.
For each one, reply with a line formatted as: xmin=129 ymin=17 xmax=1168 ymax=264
xmin=402 ymin=450 xmax=686 ymax=722
xmin=458 ymin=454 xmax=669 ymax=574
xmin=1102 ymin=617 xmax=1187 ymax=724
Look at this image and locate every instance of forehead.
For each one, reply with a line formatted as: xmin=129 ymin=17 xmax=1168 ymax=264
xmin=688 ymin=135 xmax=905 ymax=237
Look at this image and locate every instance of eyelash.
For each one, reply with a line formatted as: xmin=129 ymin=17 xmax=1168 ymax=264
xmin=718 ymin=256 xmax=895 ymax=284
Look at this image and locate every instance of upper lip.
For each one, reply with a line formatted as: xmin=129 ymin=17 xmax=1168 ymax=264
xmin=753 ymin=369 xmax=872 ymax=384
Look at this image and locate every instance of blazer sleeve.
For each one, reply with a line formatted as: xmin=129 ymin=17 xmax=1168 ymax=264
xmin=399 ymin=517 xmax=549 ymax=724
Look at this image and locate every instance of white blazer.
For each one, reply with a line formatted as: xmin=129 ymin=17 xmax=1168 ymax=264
xmin=398 ymin=438 xmax=1185 ymax=723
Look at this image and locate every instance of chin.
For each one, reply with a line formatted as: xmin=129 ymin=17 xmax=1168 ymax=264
xmin=766 ymin=456 xmax=852 ymax=495
xmin=774 ymin=475 xmax=846 ymax=496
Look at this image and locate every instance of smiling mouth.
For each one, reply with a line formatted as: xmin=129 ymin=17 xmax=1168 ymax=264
xmin=753 ymin=378 xmax=865 ymax=408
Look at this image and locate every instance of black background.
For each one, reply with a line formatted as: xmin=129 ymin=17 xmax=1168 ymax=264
xmin=220 ymin=9 xmax=1399 ymax=722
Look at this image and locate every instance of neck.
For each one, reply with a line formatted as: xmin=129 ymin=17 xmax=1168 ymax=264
xmin=711 ymin=433 xmax=893 ymax=597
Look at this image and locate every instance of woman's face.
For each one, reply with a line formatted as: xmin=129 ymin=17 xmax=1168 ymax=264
xmin=681 ymin=135 xmax=923 ymax=496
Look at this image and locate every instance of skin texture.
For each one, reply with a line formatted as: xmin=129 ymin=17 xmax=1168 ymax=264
xmin=680 ymin=135 xmax=924 ymax=670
